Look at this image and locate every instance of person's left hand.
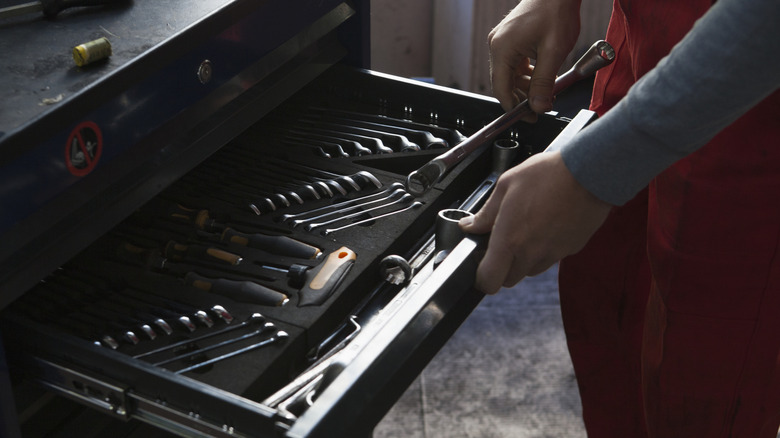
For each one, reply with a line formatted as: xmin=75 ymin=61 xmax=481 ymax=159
xmin=459 ymin=151 xmax=612 ymax=294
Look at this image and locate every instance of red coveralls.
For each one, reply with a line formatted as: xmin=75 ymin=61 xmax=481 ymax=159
xmin=557 ymin=1 xmax=780 ymax=437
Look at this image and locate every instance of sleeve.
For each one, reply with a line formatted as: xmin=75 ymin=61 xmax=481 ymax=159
xmin=555 ymin=0 xmax=780 ymax=206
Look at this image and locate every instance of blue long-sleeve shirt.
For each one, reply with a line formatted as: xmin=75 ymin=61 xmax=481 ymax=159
xmin=555 ymin=0 xmax=780 ymax=206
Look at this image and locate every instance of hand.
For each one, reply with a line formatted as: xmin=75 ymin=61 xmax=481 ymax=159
xmin=459 ymin=151 xmax=611 ymax=294
xmin=488 ymin=0 xmax=581 ymax=113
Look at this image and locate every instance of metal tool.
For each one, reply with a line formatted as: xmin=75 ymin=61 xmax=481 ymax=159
xmin=285 ymin=123 xmax=395 ymax=154
xmin=209 ymin=305 xmax=234 ymax=324
xmin=308 ymin=107 xmax=464 ymax=147
xmin=405 ymin=40 xmax=616 ymax=196
xmin=300 ymin=107 xmax=449 ymax=149
xmin=174 ymin=330 xmax=289 ymax=374
xmin=134 ymin=313 xmax=264 ymax=360
xmin=251 ymin=164 xmax=347 ymax=196
xmin=0 ymin=0 xmax=125 ymax=19
xmin=322 ymin=201 xmax=423 ymax=236
xmin=299 ymin=118 xmax=421 ymax=152
xmin=433 ymin=209 xmax=474 ymax=267
xmin=264 ymin=317 xmax=361 ymax=410
xmin=273 ymin=128 xmax=374 ymax=156
xmin=153 ymin=322 xmax=276 ymax=367
xmin=290 ymin=188 xmax=407 ymax=228
xmin=199 ymin=158 xmax=313 ymax=203
xmin=264 ymin=158 xmax=382 ymax=191
xmin=278 ymin=183 xmax=404 ymax=223
xmin=304 ymin=193 xmax=414 ymax=232
xmin=378 ymin=255 xmax=413 ymax=286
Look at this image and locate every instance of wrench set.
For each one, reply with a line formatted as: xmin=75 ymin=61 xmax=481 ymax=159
xmin=0 ymin=0 xmax=611 ymax=430
xmin=1 ymin=84 xmax=477 ymax=395
xmin=0 ymin=58 xmax=590 ymax=436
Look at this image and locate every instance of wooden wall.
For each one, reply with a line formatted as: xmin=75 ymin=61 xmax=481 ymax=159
xmin=371 ymin=0 xmax=612 ymax=96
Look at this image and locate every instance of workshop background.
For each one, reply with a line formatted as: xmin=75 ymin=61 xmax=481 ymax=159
xmin=369 ymin=1 xmax=611 ymax=437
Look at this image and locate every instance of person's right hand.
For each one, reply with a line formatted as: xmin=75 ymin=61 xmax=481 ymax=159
xmin=488 ymin=0 xmax=582 ymax=113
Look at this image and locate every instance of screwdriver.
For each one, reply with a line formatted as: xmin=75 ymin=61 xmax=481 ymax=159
xmin=158 ymin=202 xmax=323 ymax=260
xmin=0 ymin=0 xmax=124 ymax=19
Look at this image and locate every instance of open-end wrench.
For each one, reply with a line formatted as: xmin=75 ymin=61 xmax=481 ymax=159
xmin=278 ymin=183 xmax=405 ymax=223
xmin=308 ymin=109 xmax=448 ymax=152
xmin=267 ymin=126 xmax=374 ymax=156
xmin=306 ymin=107 xmax=464 ymax=147
xmin=256 ymin=164 xmax=347 ymax=196
xmin=174 ymin=330 xmax=289 ymax=374
xmin=405 ymin=40 xmax=616 ymax=196
xmin=305 ymin=193 xmax=415 ymax=231
xmin=207 ymin=154 xmax=323 ymax=201
xmin=290 ymin=188 xmax=407 ymax=228
xmin=322 ymin=201 xmax=423 ymax=236
xmin=298 ymin=118 xmax=421 ymax=152
xmin=280 ymin=138 xmax=350 ymax=158
xmin=284 ymin=123 xmax=395 ymax=154
xmin=264 ymin=158 xmax=382 ymax=191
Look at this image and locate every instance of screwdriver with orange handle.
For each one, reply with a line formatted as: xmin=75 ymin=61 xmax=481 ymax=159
xmin=0 ymin=0 xmax=126 ymax=19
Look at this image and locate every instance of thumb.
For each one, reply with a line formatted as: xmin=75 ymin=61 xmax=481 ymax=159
xmin=459 ymin=189 xmax=503 ymax=235
xmin=526 ymin=53 xmax=561 ymax=114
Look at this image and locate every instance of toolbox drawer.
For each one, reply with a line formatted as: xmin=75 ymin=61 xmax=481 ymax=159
xmin=0 ymin=0 xmax=596 ymax=435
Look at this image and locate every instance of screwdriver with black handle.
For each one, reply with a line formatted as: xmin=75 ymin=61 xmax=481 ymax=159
xmin=114 ymin=241 xmax=290 ymax=307
xmin=0 ymin=0 xmax=126 ymax=19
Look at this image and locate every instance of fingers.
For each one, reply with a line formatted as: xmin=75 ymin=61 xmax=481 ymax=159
xmin=490 ymin=52 xmax=532 ymax=112
xmin=459 ymin=181 xmax=515 ymax=294
xmin=475 ymin=236 xmax=517 ymax=294
xmin=526 ymin=49 xmax=563 ymax=113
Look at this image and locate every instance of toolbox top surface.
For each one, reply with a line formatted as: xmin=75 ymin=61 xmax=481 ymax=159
xmin=0 ymin=0 xmax=366 ymax=309
xmin=0 ymin=0 xmax=232 ymax=137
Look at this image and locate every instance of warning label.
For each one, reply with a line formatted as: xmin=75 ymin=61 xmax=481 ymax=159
xmin=65 ymin=121 xmax=103 ymax=176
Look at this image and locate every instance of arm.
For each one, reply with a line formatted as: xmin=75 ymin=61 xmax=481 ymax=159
xmin=461 ymin=0 xmax=780 ymax=294
xmin=558 ymin=0 xmax=780 ymax=205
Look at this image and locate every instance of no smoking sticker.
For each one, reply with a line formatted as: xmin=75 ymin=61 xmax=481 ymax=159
xmin=65 ymin=121 xmax=103 ymax=176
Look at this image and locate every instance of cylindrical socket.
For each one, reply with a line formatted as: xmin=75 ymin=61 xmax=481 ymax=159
xmin=436 ymin=209 xmax=474 ymax=254
xmin=492 ymin=139 xmax=520 ymax=174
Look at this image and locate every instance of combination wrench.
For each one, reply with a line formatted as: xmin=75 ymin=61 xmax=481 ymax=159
xmin=278 ymin=183 xmax=404 ymax=224
xmin=405 ymin=40 xmax=616 ymax=196
xmin=290 ymin=188 xmax=407 ymax=228
xmin=304 ymin=193 xmax=415 ymax=231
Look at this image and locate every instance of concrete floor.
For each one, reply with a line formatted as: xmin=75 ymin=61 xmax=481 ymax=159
xmin=374 ymin=265 xmax=587 ymax=438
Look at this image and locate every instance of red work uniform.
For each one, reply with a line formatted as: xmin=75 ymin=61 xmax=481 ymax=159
xmin=558 ymin=1 xmax=780 ymax=437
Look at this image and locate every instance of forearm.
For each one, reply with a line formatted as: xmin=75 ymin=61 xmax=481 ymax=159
xmin=556 ymin=0 xmax=780 ymax=206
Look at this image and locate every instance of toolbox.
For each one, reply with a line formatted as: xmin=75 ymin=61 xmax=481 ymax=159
xmin=0 ymin=1 xmax=597 ymax=436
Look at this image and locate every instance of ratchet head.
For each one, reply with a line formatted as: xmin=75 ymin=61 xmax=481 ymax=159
xmin=405 ymin=159 xmax=447 ymax=197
